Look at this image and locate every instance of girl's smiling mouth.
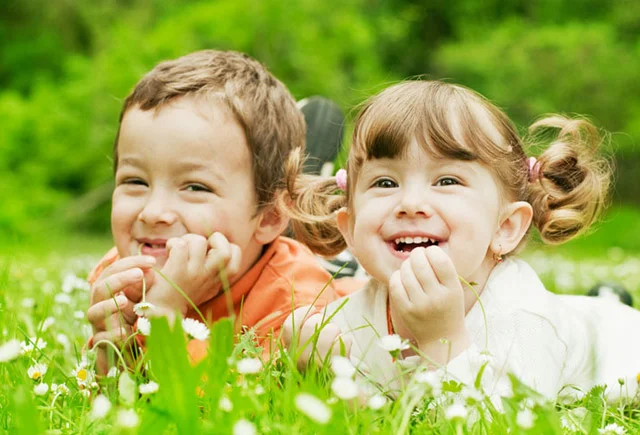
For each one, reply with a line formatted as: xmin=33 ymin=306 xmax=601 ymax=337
xmin=386 ymin=234 xmax=442 ymax=256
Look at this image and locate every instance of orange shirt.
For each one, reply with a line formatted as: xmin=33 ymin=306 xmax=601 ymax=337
xmin=88 ymin=237 xmax=363 ymax=363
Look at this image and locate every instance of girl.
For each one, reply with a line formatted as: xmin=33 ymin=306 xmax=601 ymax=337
xmin=284 ymin=80 xmax=640 ymax=401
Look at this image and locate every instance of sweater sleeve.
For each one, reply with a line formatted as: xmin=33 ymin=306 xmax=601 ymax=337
xmin=421 ymin=309 xmax=570 ymax=401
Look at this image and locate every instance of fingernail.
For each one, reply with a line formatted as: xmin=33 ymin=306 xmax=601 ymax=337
xmin=115 ymin=295 xmax=128 ymax=306
xmin=143 ymin=256 xmax=156 ymax=265
xmin=128 ymin=268 xmax=143 ymax=279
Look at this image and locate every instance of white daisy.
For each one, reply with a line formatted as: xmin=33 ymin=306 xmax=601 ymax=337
xmin=182 ymin=318 xmax=209 ymax=341
xmin=54 ymin=293 xmax=72 ymax=305
xmin=295 ymin=393 xmax=331 ymax=424
xmin=219 ymin=396 xmax=233 ymax=412
xmin=378 ymin=335 xmax=410 ymax=353
xmin=21 ymin=337 xmax=47 ymax=354
xmin=90 ymin=395 xmax=112 ymax=420
xmin=133 ymin=301 xmax=155 ymax=317
xmin=33 ymin=383 xmax=49 ymax=396
xmin=331 ymin=377 xmax=359 ymax=400
xmin=28 ymin=363 xmax=48 ymax=381
xmin=137 ymin=317 xmax=151 ymax=336
xmin=367 ymin=394 xmax=387 ymax=410
xmin=599 ymin=423 xmax=627 ymax=435
xmin=116 ymin=409 xmax=139 ymax=428
xmin=139 ymin=381 xmax=159 ymax=395
xmin=444 ymin=402 xmax=468 ymax=421
xmin=414 ymin=369 xmax=442 ymax=396
xmin=72 ymin=358 xmax=95 ymax=388
xmin=41 ymin=317 xmax=55 ymax=331
xmin=55 ymin=334 xmax=71 ymax=350
xmin=51 ymin=383 xmax=70 ymax=395
xmin=236 ymin=358 xmax=262 ymax=375
xmin=516 ymin=408 xmax=535 ymax=429
xmin=233 ymin=419 xmax=257 ymax=435
xmin=107 ymin=367 xmax=118 ymax=378
xmin=330 ymin=356 xmax=356 ymax=378
xmin=0 ymin=339 xmax=21 ymax=362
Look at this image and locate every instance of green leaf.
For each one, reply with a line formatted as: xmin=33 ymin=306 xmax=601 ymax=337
xmin=118 ymin=371 xmax=137 ymax=407
xmin=144 ymin=316 xmax=201 ymax=433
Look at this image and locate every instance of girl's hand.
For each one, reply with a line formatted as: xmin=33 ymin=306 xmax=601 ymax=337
xmin=282 ymin=305 xmax=352 ymax=371
xmin=388 ymin=246 xmax=469 ymax=365
xmin=146 ymin=232 xmax=242 ymax=317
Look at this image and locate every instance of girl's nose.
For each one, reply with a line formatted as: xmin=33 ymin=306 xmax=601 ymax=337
xmin=395 ymin=187 xmax=432 ymax=218
xmin=138 ymin=192 xmax=177 ymax=226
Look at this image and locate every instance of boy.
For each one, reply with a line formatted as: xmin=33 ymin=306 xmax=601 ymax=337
xmin=86 ymin=50 xmax=358 ymax=371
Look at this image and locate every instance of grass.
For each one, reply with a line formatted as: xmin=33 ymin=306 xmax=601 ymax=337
xmin=1 ymin=207 xmax=640 ymax=434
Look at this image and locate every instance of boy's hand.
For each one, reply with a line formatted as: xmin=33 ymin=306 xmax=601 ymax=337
xmin=87 ymin=255 xmax=156 ymax=334
xmin=388 ymin=246 xmax=469 ymax=365
xmin=282 ymin=305 xmax=352 ymax=371
xmin=146 ymin=232 xmax=242 ymax=317
xmin=87 ymin=255 xmax=156 ymax=374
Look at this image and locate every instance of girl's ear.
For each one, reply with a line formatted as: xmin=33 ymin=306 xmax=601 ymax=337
xmin=253 ymin=204 xmax=290 ymax=245
xmin=336 ymin=207 xmax=356 ymax=254
xmin=491 ymin=201 xmax=533 ymax=255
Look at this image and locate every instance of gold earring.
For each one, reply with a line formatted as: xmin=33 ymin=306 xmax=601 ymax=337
xmin=493 ymin=243 xmax=503 ymax=263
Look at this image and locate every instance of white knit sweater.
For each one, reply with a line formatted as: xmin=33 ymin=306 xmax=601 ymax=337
xmin=325 ymin=258 xmax=640 ymax=400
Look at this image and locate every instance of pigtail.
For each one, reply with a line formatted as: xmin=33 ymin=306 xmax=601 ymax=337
xmin=278 ymin=148 xmax=348 ymax=257
xmin=526 ymin=116 xmax=612 ymax=244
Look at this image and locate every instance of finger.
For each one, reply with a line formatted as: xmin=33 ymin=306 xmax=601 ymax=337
xmin=92 ymin=326 xmax=133 ymax=348
xmin=100 ymin=255 xmax=157 ymax=278
xmin=164 ymin=237 xmax=189 ymax=275
xmin=181 ymin=234 xmax=208 ymax=275
xmin=410 ymin=247 xmax=441 ymax=295
xmin=399 ymin=255 xmax=424 ymax=302
xmin=425 ymin=246 xmax=461 ymax=291
xmin=227 ymin=244 xmax=242 ymax=275
xmin=314 ymin=323 xmax=342 ymax=365
xmin=204 ymin=232 xmax=232 ymax=273
xmin=91 ymin=268 xmax=145 ymax=305
xmin=297 ymin=314 xmax=324 ymax=369
xmin=388 ymin=270 xmax=411 ymax=313
xmin=87 ymin=295 xmax=129 ymax=331
xmin=282 ymin=305 xmax=316 ymax=347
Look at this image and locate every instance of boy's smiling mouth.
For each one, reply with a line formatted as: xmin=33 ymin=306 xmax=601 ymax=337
xmin=137 ymin=238 xmax=168 ymax=255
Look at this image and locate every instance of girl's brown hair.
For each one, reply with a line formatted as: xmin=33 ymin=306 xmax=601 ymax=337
xmin=285 ymin=80 xmax=611 ymax=256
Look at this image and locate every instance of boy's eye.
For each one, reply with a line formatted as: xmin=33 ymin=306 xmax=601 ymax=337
xmin=372 ymin=178 xmax=398 ymax=189
xmin=122 ymin=178 xmax=147 ymax=186
xmin=185 ymin=183 xmax=212 ymax=193
xmin=435 ymin=177 xmax=459 ymax=187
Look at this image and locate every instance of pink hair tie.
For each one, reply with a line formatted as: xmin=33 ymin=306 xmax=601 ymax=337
xmin=528 ymin=157 xmax=541 ymax=182
xmin=335 ymin=169 xmax=347 ymax=191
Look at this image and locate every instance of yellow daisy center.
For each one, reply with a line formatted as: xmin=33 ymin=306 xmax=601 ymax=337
xmin=77 ymin=369 xmax=87 ymax=381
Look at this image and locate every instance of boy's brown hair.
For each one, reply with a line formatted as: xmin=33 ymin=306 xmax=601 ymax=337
xmin=113 ymin=49 xmax=305 ymax=210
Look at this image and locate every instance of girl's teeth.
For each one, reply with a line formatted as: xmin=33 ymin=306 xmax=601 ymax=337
xmin=393 ymin=236 xmax=436 ymax=244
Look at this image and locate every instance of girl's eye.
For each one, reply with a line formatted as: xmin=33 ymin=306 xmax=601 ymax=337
xmin=435 ymin=177 xmax=459 ymax=187
xmin=185 ymin=183 xmax=212 ymax=193
xmin=372 ymin=178 xmax=398 ymax=189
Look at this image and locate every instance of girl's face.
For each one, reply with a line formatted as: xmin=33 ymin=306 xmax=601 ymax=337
xmin=340 ymin=139 xmax=504 ymax=289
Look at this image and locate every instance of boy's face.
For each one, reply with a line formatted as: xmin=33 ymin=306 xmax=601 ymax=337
xmin=112 ymin=96 xmax=264 ymax=275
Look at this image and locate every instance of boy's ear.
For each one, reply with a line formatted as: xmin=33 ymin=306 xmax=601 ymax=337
xmin=491 ymin=201 xmax=533 ymax=255
xmin=253 ymin=205 xmax=290 ymax=245
xmin=336 ymin=207 xmax=356 ymax=254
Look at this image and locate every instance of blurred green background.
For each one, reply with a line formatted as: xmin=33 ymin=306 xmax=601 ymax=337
xmin=1 ymin=0 xmax=639 ymax=253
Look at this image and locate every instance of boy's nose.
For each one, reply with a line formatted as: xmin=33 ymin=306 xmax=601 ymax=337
xmin=138 ymin=192 xmax=178 ymax=226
